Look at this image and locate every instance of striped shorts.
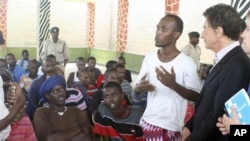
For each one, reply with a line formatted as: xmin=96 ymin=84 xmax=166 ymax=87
xmin=141 ymin=119 xmax=181 ymax=141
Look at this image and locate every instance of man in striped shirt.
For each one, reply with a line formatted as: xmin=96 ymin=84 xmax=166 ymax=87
xmin=93 ymin=81 xmax=143 ymax=141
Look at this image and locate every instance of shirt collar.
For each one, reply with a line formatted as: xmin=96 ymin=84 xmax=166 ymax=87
xmin=214 ymin=41 xmax=240 ymax=64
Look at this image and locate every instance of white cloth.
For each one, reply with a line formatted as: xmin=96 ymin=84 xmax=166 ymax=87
xmin=37 ymin=66 xmax=43 ymax=76
xmin=210 ymin=41 xmax=239 ymax=72
xmin=136 ymin=51 xmax=201 ymax=132
xmin=214 ymin=41 xmax=239 ymax=65
xmin=73 ymin=71 xmax=79 ymax=83
xmin=0 ymin=76 xmax=11 ymax=140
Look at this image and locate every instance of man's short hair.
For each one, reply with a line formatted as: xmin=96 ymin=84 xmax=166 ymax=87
xmin=103 ymin=81 xmax=122 ymax=93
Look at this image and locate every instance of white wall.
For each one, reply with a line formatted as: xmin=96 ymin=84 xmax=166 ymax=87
xmin=6 ymin=0 xmax=233 ymax=64
xmin=7 ymin=0 xmax=38 ymax=47
xmin=178 ymin=0 xmax=230 ymax=64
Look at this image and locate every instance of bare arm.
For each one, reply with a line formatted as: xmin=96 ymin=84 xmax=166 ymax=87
xmin=170 ymin=82 xmax=199 ymax=102
xmin=67 ymin=72 xmax=75 ymax=88
xmin=155 ymin=66 xmax=199 ymax=102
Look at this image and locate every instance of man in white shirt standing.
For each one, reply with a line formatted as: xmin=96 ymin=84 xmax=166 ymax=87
xmin=181 ymin=31 xmax=201 ymax=71
xmin=134 ymin=14 xmax=201 ymax=141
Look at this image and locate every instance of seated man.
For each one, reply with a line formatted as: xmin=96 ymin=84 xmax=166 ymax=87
xmin=198 ymin=64 xmax=209 ymax=87
xmin=37 ymin=54 xmax=64 ymax=76
xmin=67 ymin=57 xmax=86 ymax=88
xmin=34 ymin=75 xmax=93 ymax=141
xmin=117 ymin=56 xmax=132 ymax=83
xmin=93 ymin=81 xmax=143 ymax=141
xmin=115 ymin=64 xmax=133 ymax=102
xmin=16 ymin=49 xmax=30 ymax=73
xmin=19 ymin=59 xmax=40 ymax=92
xmin=5 ymin=53 xmax=26 ymax=83
xmin=86 ymin=56 xmax=102 ymax=84
xmin=0 ymin=58 xmax=13 ymax=81
xmin=73 ymin=68 xmax=98 ymax=117
xmin=27 ymin=58 xmax=88 ymax=121
xmin=96 ymin=60 xmax=117 ymax=89
xmin=91 ymin=68 xmax=131 ymax=113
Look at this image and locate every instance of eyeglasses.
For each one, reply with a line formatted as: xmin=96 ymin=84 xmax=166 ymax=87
xmin=50 ymin=88 xmax=65 ymax=94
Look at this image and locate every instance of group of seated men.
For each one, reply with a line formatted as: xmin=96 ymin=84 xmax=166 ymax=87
xmin=0 ymin=51 xmax=150 ymax=141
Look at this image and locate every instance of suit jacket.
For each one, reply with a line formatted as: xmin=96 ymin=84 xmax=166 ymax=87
xmin=185 ymin=46 xmax=250 ymax=141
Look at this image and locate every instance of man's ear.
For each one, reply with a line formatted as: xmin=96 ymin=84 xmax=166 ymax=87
xmin=174 ymin=32 xmax=181 ymax=39
xmin=45 ymin=93 xmax=50 ymax=100
xmin=215 ymin=26 xmax=223 ymax=38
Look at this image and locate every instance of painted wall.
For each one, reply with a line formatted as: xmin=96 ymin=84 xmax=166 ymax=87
xmin=3 ymin=0 xmax=234 ymax=72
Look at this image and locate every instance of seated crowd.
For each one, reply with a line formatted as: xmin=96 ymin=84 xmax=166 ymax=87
xmin=1 ymin=4 xmax=250 ymax=141
xmin=0 ymin=51 xmax=207 ymax=141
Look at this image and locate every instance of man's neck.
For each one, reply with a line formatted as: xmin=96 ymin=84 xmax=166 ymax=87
xmin=52 ymin=38 xmax=58 ymax=43
xmin=112 ymin=106 xmax=130 ymax=119
xmin=158 ymin=47 xmax=180 ymax=62
xmin=212 ymin=38 xmax=236 ymax=53
xmin=9 ymin=65 xmax=15 ymax=72
xmin=190 ymin=42 xmax=197 ymax=47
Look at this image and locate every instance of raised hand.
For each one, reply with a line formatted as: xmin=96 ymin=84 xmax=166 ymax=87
xmin=7 ymin=82 xmax=26 ymax=108
xmin=134 ymin=74 xmax=155 ymax=93
xmin=155 ymin=66 xmax=176 ymax=89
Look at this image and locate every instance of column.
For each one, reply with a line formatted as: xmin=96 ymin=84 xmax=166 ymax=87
xmin=38 ymin=0 xmax=51 ymax=59
xmin=165 ymin=0 xmax=179 ymax=15
xmin=86 ymin=3 xmax=95 ymax=48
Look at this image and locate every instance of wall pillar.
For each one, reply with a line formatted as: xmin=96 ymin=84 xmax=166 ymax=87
xmin=0 ymin=0 xmax=7 ymax=45
xmin=116 ymin=0 xmax=128 ymax=52
xmin=38 ymin=0 xmax=51 ymax=59
xmin=86 ymin=3 xmax=95 ymax=48
xmin=165 ymin=0 xmax=179 ymax=15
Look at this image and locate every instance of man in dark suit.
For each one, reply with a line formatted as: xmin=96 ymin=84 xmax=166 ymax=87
xmin=182 ymin=4 xmax=250 ymax=141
